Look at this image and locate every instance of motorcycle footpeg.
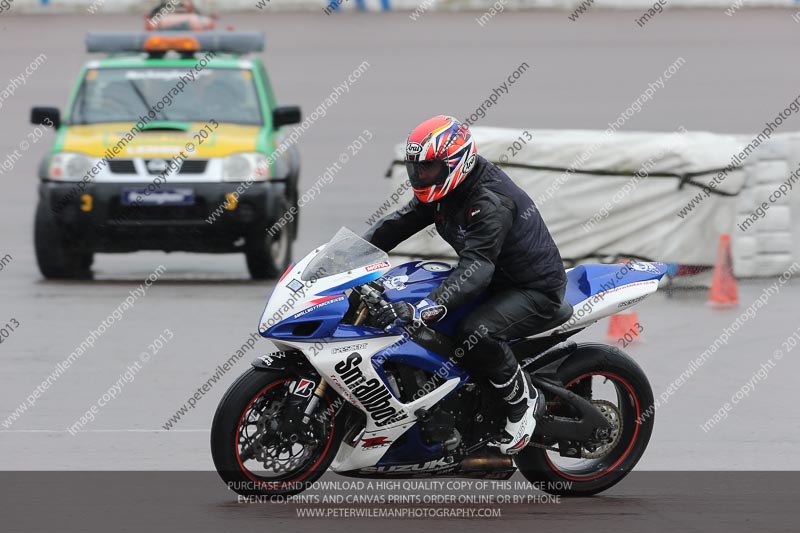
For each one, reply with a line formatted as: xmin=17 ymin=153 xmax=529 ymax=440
xmin=415 ymin=407 xmax=432 ymax=422
xmin=465 ymin=433 xmax=505 ymax=455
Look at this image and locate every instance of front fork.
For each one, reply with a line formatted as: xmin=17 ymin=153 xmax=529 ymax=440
xmin=300 ymin=380 xmax=328 ymax=425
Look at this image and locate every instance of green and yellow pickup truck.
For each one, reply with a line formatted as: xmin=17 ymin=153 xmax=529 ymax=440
xmin=32 ymin=32 xmax=301 ymax=279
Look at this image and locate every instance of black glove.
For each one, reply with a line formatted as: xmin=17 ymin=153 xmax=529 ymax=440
xmin=373 ymin=298 xmax=447 ymax=330
xmin=374 ymin=301 xmax=414 ymax=330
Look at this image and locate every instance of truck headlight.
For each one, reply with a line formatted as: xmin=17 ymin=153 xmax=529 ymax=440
xmin=223 ymin=152 xmax=270 ymax=182
xmin=48 ymin=152 xmax=95 ymax=182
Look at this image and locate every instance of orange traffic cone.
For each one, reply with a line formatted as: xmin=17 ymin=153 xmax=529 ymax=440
xmin=708 ymin=234 xmax=738 ymax=306
xmin=607 ymin=311 xmax=641 ymax=343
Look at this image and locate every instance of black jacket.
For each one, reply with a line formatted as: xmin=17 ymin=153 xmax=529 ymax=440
xmin=364 ymin=155 xmax=567 ymax=311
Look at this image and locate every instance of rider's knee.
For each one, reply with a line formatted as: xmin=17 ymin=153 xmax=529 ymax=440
xmin=455 ymin=315 xmax=487 ymax=343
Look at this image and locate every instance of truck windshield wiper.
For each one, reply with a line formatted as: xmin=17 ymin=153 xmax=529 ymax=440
xmin=129 ymin=79 xmax=168 ymax=121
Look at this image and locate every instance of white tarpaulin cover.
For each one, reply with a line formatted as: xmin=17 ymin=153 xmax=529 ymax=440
xmin=385 ymin=127 xmax=749 ymax=267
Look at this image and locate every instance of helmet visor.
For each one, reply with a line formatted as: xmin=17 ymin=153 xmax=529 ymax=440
xmin=405 ymin=160 xmax=449 ymax=189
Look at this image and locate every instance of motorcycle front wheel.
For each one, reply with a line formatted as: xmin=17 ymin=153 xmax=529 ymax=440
xmin=211 ymin=368 xmax=346 ymax=497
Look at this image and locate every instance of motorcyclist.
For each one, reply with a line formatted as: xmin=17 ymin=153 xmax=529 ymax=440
xmin=364 ymin=115 xmax=567 ymax=455
xmin=148 ymin=0 xmax=198 ymax=19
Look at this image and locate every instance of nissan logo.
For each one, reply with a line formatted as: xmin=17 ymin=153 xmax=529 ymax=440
xmin=146 ymin=159 xmax=169 ymax=173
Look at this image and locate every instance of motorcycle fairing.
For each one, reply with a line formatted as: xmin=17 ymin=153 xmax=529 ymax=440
xmin=531 ymin=262 xmax=668 ymax=336
xmin=271 ymin=335 xmax=462 ymax=472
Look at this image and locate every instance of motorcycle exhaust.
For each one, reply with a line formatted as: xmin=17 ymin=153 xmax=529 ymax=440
xmin=458 ymin=454 xmax=513 ymax=472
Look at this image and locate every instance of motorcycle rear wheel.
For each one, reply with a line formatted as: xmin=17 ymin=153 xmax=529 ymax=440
xmin=515 ymin=343 xmax=655 ymax=496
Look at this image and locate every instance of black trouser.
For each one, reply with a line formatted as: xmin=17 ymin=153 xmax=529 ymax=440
xmin=454 ymin=285 xmax=565 ymax=386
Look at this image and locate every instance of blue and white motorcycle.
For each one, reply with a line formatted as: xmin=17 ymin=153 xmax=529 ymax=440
xmin=211 ymin=227 xmax=665 ymax=497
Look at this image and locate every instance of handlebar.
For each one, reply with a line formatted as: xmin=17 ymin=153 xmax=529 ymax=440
xmin=354 ymin=283 xmax=455 ymax=356
xmin=356 ymin=281 xmax=388 ymax=311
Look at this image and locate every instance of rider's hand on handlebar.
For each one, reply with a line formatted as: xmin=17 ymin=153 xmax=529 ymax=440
xmin=374 ymin=301 xmax=415 ymax=330
xmin=374 ymin=298 xmax=447 ymax=331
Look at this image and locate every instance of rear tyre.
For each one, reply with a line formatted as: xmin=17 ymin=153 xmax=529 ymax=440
xmin=515 ymin=343 xmax=655 ymax=496
xmin=244 ymin=199 xmax=292 ymax=280
xmin=34 ymin=203 xmax=93 ymax=280
xmin=211 ymin=368 xmax=345 ymax=497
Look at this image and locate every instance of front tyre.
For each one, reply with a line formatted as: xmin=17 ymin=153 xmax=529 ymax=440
xmin=211 ymin=368 xmax=345 ymax=497
xmin=34 ymin=202 xmax=93 ymax=280
xmin=244 ymin=199 xmax=292 ymax=280
xmin=515 ymin=343 xmax=655 ymax=496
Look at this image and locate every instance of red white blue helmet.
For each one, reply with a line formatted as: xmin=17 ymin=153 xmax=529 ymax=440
xmin=404 ymin=115 xmax=478 ymax=203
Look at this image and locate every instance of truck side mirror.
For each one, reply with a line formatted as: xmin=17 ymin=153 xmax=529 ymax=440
xmin=272 ymin=106 xmax=301 ymax=128
xmin=31 ymin=107 xmax=61 ymax=129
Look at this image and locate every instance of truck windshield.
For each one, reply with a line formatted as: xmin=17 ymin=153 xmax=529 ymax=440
xmin=70 ymin=67 xmax=262 ymax=125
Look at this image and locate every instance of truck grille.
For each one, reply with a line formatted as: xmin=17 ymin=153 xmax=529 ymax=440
xmin=108 ymin=160 xmax=136 ymax=174
xmin=107 ymin=159 xmax=209 ymax=175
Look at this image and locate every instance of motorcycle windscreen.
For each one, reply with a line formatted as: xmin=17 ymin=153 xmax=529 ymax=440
xmin=300 ymin=226 xmax=388 ymax=281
